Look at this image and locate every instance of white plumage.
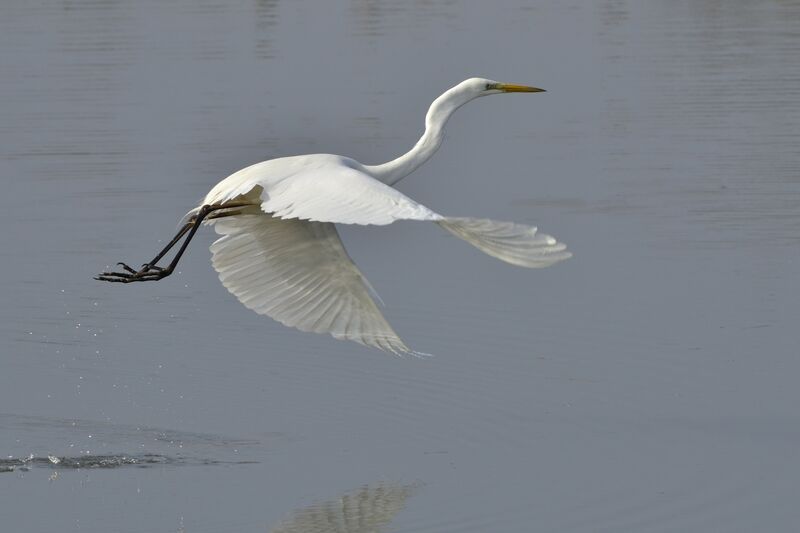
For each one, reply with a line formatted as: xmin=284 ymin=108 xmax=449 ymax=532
xmin=210 ymin=215 xmax=412 ymax=354
xmin=98 ymin=78 xmax=571 ymax=355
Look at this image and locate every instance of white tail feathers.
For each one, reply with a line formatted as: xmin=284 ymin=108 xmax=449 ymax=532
xmin=437 ymin=217 xmax=572 ymax=268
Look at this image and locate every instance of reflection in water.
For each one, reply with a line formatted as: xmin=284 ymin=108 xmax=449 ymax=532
xmin=270 ymin=484 xmax=415 ymax=533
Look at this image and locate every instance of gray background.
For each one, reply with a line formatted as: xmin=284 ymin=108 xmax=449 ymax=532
xmin=1 ymin=1 xmax=799 ymax=532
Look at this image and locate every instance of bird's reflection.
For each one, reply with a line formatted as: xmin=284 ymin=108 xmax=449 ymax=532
xmin=269 ymin=483 xmax=416 ymax=533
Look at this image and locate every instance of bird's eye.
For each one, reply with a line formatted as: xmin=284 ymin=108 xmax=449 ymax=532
xmin=485 ymin=83 xmax=498 ymax=91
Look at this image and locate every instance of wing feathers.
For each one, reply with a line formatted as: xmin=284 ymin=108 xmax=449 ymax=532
xmin=259 ymin=165 xmax=442 ymax=225
xmin=210 ymin=214 xmax=414 ymax=355
xmin=202 ymin=159 xmax=567 ymax=354
xmin=437 ymin=216 xmax=572 ymax=268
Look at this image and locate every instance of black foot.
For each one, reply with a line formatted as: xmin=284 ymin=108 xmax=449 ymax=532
xmin=95 ymin=263 xmax=171 ymax=283
xmin=116 ymin=262 xmax=137 ymax=274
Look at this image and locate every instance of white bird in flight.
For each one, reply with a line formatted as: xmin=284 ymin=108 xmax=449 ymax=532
xmin=97 ymin=77 xmax=571 ymax=355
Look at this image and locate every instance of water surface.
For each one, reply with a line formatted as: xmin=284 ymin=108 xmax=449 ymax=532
xmin=1 ymin=1 xmax=799 ymax=531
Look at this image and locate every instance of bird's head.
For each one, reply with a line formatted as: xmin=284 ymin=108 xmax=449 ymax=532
xmin=458 ymin=77 xmax=545 ymax=97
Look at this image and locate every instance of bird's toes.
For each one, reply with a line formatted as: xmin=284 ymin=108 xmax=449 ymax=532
xmin=116 ymin=262 xmax=137 ymax=274
xmin=95 ymin=274 xmax=129 ymax=283
xmin=141 ymin=263 xmax=165 ymax=272
xmin=98 ymin=270 xmax=134 ymax=279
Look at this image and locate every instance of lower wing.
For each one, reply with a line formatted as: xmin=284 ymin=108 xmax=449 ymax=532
xmin=209 ymin=214 xmax=414 ymax=355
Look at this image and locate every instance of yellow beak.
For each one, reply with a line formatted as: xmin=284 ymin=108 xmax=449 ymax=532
xmin=496 ymin=83 xmax=545 ymax=93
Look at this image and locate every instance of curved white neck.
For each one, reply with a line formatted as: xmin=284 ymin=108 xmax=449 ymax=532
xmin=363 ymin=84 xmax=479 ymax=186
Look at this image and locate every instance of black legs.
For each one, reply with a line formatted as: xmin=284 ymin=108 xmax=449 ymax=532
xmin=95 ymin=203 xmax=248 ymax=283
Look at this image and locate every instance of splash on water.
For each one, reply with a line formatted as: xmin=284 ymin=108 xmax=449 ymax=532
xmin=0 ymin=452 xmax=257 ymax=473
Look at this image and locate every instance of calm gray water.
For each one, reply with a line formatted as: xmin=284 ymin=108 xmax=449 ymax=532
xmin=1 ymin=1 xmax=799 ymax=531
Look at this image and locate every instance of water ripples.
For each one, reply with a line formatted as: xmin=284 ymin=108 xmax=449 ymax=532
xmin=0 ymin=413 xmax=263 ymax=476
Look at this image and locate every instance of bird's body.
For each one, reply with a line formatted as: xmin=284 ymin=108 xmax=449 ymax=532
xmin=199 ymin=154 xmax=441 ymax=226
xmin=98 ymin=78 xmax=571 ymax=355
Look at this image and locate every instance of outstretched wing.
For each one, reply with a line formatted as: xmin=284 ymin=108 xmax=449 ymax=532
xmin=437 ymin=217 xmax=572 ymax=268
xmin=209 ymin=214 xmax=413 ymax=355
xmin=259 ymin=163 xmax=443 ymax=225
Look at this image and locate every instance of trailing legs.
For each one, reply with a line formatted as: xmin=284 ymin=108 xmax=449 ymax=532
xmin=95 ymin=203 xmax=249 ymax=283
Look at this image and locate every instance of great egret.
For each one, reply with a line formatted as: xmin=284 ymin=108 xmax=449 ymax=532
xmin=97 ymin=78 xmax=571 ymax=355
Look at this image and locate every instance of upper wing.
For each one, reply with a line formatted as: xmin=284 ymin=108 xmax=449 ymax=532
xmin=203 ymin=157 xmax=442 ymax=226
xmin=259 ymin=163 xmax=442 ymax=225
xmin=210 ymin=213 xmax=414 ymax=355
